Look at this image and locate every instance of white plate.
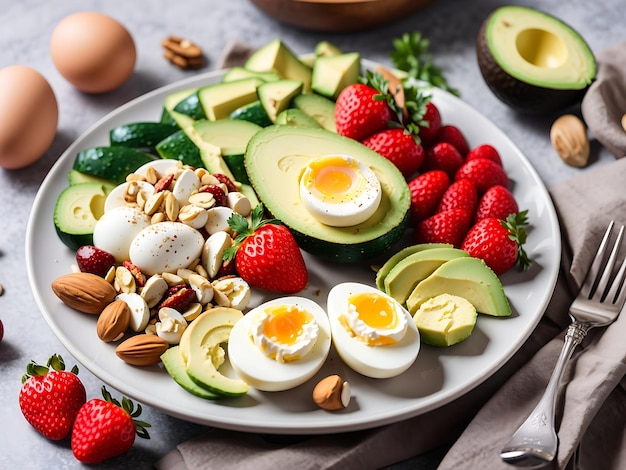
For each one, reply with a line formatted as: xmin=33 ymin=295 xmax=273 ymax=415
xmin=25 ymin=62 xmax=561 ymax=434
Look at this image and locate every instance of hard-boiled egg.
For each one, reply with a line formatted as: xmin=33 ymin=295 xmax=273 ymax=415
xmin=104 ymin=180 xmax=155 ymax=212
xmin=128 ymin=221 xmax=204 ymax=276
xmin=93 ymin=206 xmax=151 ymax=263
xmin=327 ymin=282 xmax=420 ymax=379
xmin=299 ymin=154 xmax=382 ymax=227
xmin=228 ymin=297 xmax=331 ymax=392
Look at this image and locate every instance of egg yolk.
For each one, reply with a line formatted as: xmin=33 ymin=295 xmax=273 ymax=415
xmin=302 ymin=155 xmax=366 ymax=204
xmin=262 ymin=304 xmax=313 ymax=345
xmin=348 ymin=292 xmax=399 ymax=330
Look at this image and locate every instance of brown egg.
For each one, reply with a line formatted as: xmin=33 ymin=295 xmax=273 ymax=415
xmin=0 ymin=66 xmax=58 ymax=169
xmin=50 ymin=12 xmax=136 ymax=93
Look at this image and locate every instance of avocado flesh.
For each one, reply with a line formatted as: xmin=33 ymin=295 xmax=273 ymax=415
xmin=406 ymin=257 xmax=511 ymax=317
xmin=477 ymin=6 xmax=596 ymax=114
xmin=244 ymin=126 xmax=411 ymax=263
xmin=161 ymin=346 xmax=220 ymax=400
xmin=413 ymin=293 xmax=477 ymax=347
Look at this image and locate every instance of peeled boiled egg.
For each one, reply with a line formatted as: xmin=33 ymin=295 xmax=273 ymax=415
xmin=299 ymin=154 xmax=382 ymax=227
xmin=129 ymin=221 xmax=204 ymax=276
xmin=228 ymin=297 xmax=331 ymax=392
xmin=0 ymin=65 xmax=58 ymax=169
xmin=50 ymin=12 xmax=136 ymax=93
xmin=104 ymin=180 xmax=155 ymax=212
xmin=327 ymin=282 xmax=420 ymax=379
xmin=93 ymin=206 xmax=151 ymax=263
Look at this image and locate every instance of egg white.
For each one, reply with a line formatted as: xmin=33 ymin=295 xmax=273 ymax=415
xmin=228 ymin=297 xmax=332 ymax=392
xmin=92 ymin=206 xmax=151 ymax=263
xmin=299 ymin=154 xmax=382 ymax=227
xmin=327 ymin=282 xmax=420 ymax=379
xmin=104 ymin=180 xmax=155 ymax=212
xmin=134 ymin=158 xmax=180 ymax=177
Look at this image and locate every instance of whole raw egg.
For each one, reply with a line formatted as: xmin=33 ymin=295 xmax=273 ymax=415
xmin=50 ymin=12 xmax=136 ymax=93
xmin=0 ymin=65 xmax=58 ymax=169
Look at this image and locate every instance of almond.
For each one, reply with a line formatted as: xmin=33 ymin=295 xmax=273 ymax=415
xmin=51 ymin=272 xmax=116 ymax=314
xmin=115 ymin=334 xmax=169 ymax=366
xmin=97 ymin=299 xmax=131 ymax=342
xmin=550 ymin=114 xmax=590 ymax=167
xmin=312 ymin=375 xmax=351 ymax=411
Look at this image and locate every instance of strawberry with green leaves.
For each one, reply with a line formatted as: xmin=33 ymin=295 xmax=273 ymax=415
xmin=225 ymin=204 xmax=308 ymax=294
xmin=71 ymin=386 xmax=150 ymax=464
xmin=19 ymin=354 xmax=86 ymax=440
xmin=361 ymin=127 xmax=425 ymax=178
xmin=461 ymin=211 xmax=532 ymax=275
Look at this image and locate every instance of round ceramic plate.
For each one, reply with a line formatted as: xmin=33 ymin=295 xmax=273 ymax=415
xmin=25 ymin=62 xmax=561 ymax=434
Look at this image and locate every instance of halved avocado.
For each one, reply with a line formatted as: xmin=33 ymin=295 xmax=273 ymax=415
xmin=477 ymin=6 xmax=596 ymax=114
xmin=244 ymin=126 xmax=411 ymax=263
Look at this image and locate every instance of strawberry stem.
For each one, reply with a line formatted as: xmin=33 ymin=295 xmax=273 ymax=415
xmin=22 ymin=353 xmax=79 ymax=383
xmin=501 ymin=210 xmax=532 ymax=271
xmin=101 ymin=386 xmax=151 ymax=440
xmin=224 ymin=203 xmax=279 ymax=261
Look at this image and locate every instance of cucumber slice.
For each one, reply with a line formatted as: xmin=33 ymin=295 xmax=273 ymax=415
xmin=229 ymin=100 xmax=273 ymax=127
xmin=73 ymin=146 xmax=157 ymax=185
xmin=109 ymin=122 xmax=177 ymax=149
xmin=155 ymin=129 xmax=204 ymax=168
xmin=54 ymin=182 xmax=110 ymax=250
xmin=173 ymin=92 xmax=206 ymax=120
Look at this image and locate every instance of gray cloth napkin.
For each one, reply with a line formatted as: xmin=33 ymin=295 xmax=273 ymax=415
xmin=581 ymin=40 xmax=626 ymax=158
xmin=155 ymin=43 xmax=626 ymax=470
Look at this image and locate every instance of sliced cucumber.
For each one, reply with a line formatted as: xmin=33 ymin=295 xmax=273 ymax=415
xmin=73 ymin=146 xmax=157 ymax=185
xmin=54 ymin=182 xmax=110 ymax=250
xmin=173 ymin=92 xmax=206 ymax=120
xmin=109 ymin=122 xmax=178 ymax=149
xmin=155 ymin=129 xmax=204 ymax=168
xmin=161 ymin=88 xmax=198 ymax=129
xmin=68 ymin=169 xmax=116 ymax=188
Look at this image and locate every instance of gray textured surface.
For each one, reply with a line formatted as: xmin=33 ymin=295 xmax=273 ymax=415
xmin=0 ymin=0 xmax=623 ymax=468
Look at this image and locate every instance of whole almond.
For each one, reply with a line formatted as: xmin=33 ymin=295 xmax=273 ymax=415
xmin=97 ymin=300 xmax=131 ymax=342
xmin=115 ymin=334 xmax=169 ymax=366
xmin=550 ymin=114 xmax=590 ymax=167
xmin=312 ymin=375 xmax=351 ymax=411
xmin=51 ymin=272 xmax=116 ymax=314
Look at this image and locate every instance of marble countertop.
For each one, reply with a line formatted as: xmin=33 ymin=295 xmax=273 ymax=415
xmin=1 ymin=0 xmax=623 ymax=468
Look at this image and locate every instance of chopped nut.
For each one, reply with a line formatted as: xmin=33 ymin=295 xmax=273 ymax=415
xmin=162 ymin=35 xmax=205 ymax=69
xmin=550 ymin=114 xmax=590 ymax=167
xmin=313 ymin=375 xmax=351 ymax=411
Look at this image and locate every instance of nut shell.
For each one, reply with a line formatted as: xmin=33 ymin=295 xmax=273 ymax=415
xmin=313 ymin=375 xmax=350 ymax=411
xmin=51 ymin=272 xmax=116 ymax=314
xmin=115 ymin=334 xmax=169 ymax=366
xmin=97 ymin=299 xmax=131 ymax=342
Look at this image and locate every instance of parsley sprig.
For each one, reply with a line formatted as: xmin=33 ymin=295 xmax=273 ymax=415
xmin=390 ymin=32 xmax=459 ymax=97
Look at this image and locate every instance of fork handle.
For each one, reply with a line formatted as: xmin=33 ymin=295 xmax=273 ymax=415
xmin=501 ymin=322 xmax=591 ymax=463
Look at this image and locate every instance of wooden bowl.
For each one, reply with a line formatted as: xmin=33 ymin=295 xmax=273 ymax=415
xmin=249 ymin=0 xmax=436 ymax=32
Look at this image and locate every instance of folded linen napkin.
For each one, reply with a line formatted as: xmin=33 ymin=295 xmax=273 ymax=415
xmin=155 ymin=43 xmax=626 ymax=470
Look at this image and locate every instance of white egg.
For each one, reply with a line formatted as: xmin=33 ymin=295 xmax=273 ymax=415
xmin=104 ymin=180 xmax=155 ymax=212
xmin=228 ymin=297 xmax=331 ymax=392
xmin=93 ymin=206 xmax=151 ymax=263
xmin=172 ymin=168 xmax=200 ymax=205
xmin=299 ymin=154 xmax=382 ymax=227
xmin=129 ymin=221 xmax=204 ymax=276
xmin=134 ymin=158 xmax=180 ymax=177
xmin=327 ymin=282 xmax=420 ymax=379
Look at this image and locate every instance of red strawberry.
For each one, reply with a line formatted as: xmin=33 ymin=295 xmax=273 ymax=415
xmin=461 ymin=211 xmax=532 ymax=275
xmin=455 ymin=158 xmax=509 ymax=194
xmin=414 ymin=208 xmax=472 ymax=248
xmin=19 ymin=354 xmax=87 ymax=440
xmin=71 ymin=386 xmax=150 ymax=464
xmin=335 ymin=83 xmax=394 ymax=141
xmin=417 ymin=102 xmax=442 ymax=147
xmin=423 ymin=142 xmax=465 ymax=178
xmin=465 ymin=144 xmax=502 ymax=166
xmin=436 ymin=179 xmax=478 ymax=214
xmin=361 ymin=128 xmax=425 ymax=177
xmin=75 ymin=245 xmax=116 ymax=277
xmin=475 ymin=185 xmax=519 ymax=221
xmin=225 ymin=204 xmax=308 ymax=294
xmin=407 ymin=170 xmax=450 ymax=223
xmin=436 ymin=124 xmax=470 ymax=156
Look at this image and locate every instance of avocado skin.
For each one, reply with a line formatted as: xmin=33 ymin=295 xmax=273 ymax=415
xmin=476 ymin=14 xmax=594 ymax=115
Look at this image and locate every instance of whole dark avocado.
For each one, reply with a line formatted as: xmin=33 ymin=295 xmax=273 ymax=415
xmin=476 ymin=6 xmax=596 ymax=114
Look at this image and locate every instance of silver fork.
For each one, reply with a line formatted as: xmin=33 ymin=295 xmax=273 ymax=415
xmin=500 ymin=221 xmax=626 ymax=468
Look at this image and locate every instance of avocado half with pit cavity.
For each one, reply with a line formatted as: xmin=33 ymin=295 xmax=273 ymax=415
xmin=244 ymin=126 xmax=411 ymax=263
xmin=477 ymin=6 xmax=596 ymax=114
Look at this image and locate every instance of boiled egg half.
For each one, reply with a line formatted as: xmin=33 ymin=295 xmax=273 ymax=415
xmin=228 ymin=297 xmax=331 ymax=392
xmin=299 ymin=154 xmax=381 ymax=227
xmin=328 ymin=282 xmax=420 ymax=379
